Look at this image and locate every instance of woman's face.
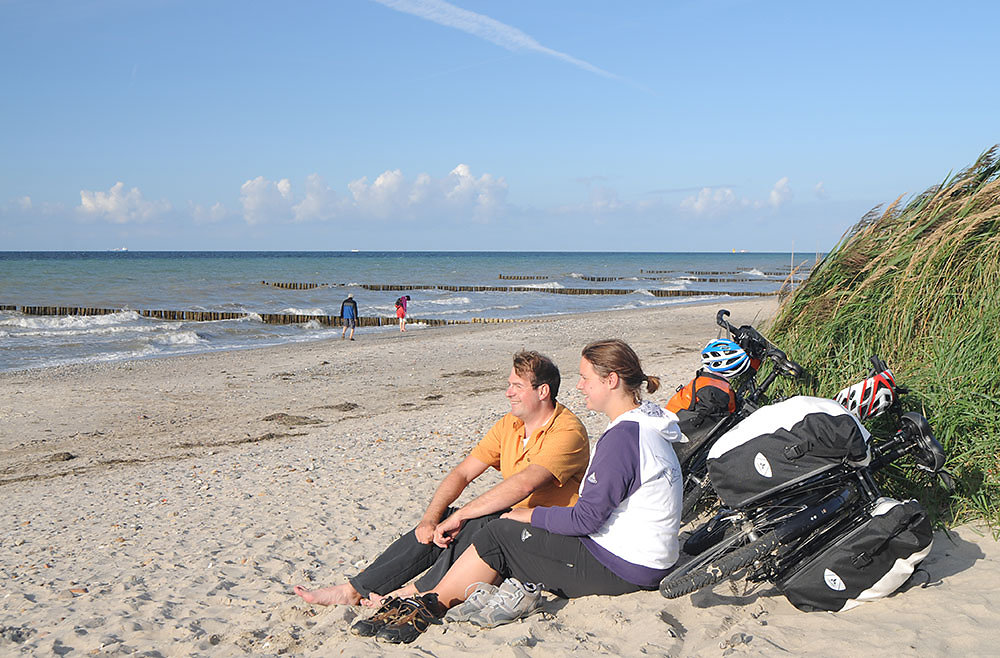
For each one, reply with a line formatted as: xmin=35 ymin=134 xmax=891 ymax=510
xmin=576 ymin=356 xmax=613 ymax=413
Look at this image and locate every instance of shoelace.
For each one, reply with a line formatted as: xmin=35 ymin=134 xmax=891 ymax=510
xmin=391 ymin=598 xmax=434 ymax=629
xmin=370 ymin=597 xmax=402 ymax=621
xmin=463 ymin=581 xmax=491 ymax=598
xmin=487 ymin=586 xmax=523 ymax=610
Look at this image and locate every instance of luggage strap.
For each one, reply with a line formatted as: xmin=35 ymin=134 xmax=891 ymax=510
xmin=850 ymin=509 xmax=928 ymax=569
xmin=782 ymin=436 xmax=860 ymax=461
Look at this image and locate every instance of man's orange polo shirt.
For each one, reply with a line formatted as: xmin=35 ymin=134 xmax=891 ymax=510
xmin=470 ymin=402 xmax=589 ymax=509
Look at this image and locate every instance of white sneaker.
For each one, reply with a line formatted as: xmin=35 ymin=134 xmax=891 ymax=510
xmin=444 ymin=581 xmax=499 ymax=622
xmin=467 ymin=578 xmax=542 ymax=628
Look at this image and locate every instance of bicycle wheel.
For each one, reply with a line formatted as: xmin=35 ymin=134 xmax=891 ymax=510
xmin=681 ymin=477 xmax=712 ymax=524
xmin=660 ymin=530 xmax=779 ymax=599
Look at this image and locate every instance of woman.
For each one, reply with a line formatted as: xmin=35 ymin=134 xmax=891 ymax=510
xmin=395 ymin=294 xmax=410 ymax=332
xmin=366 ymin=339 xmax=684 ymax=644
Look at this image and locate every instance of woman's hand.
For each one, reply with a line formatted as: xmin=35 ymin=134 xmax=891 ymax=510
xmin=501 ymin=508 xmax=533 ymax=523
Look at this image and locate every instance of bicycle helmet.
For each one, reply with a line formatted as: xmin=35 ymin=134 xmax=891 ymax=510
xmin=701 ymin=338 xmax=750 ymax=378
xmin=836 ymin=368 xmax=897 ymax=420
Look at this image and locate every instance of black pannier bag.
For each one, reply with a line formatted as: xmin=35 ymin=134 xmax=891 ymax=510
xmin=775 ymin=497 xmax=934 ymax=612
xmin=706 ymin=397 xmax=871 ymax=507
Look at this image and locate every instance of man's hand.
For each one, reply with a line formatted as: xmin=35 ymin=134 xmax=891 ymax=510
xmin=433 ymin=513 xmax=465 ymax=548
xmin=414 ymin=519 xmax=437 ymax=545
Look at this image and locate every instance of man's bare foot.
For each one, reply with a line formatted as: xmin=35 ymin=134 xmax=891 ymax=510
xmin=292 ymin=583 xmax=362 ymax=606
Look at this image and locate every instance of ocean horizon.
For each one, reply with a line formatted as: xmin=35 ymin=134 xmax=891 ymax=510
xmin=0 ymin=251 xmax=816 ymax=373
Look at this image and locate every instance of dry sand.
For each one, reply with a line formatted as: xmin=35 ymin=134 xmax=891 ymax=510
xmin=1 ymin=298 xmax=997 ymax=657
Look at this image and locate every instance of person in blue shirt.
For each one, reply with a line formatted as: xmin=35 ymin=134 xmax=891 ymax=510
xmin=340 ymin=293 xmax=358 ymax=340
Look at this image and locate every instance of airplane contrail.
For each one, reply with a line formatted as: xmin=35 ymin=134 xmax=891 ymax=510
xmin=370 ymin=0 xmax=618 ymax=79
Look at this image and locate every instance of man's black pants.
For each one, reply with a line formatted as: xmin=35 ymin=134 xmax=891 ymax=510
xmin=348 ymin=507 xmax=508 ymax=597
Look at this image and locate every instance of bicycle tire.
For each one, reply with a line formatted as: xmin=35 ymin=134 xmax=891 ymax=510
xmin=660 ymin=531 xmax=779 ymax=599
xmin=681 ymin=477 xmax=710 ymax=523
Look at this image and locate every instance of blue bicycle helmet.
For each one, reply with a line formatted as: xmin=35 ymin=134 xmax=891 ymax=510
xmin=701 ymin=338 xmax=750 ymax=378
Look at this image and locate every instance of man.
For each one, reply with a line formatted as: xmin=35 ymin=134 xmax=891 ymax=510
xmin=293 ymin=350 xmax=589 ymax=606
xmin=340 ymin=293 xmax=358 ymax=340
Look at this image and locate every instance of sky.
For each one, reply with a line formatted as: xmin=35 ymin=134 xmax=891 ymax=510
xmin=1 ymin=0 xmax=997 ymax=252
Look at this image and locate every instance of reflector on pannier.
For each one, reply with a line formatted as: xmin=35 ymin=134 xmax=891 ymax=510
xmin=775 ymin=497 xmax=933 ymax=612
xmin=706 ymin=396 xmax=870 ymax=507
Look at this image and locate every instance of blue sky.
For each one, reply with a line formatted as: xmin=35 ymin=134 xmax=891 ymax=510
xmin=1 ymin=0 xmax=997 ymax=252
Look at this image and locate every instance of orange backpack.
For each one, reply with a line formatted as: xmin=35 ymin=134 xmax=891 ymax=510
xmin=666 ymin=370 xmax=736 ymax=415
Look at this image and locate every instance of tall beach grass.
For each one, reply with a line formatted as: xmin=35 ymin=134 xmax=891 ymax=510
xmin=767 ymin=146 xmax=1000 ymax=527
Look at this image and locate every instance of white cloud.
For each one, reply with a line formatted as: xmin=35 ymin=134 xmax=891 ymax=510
xmin=78 ymin=182 xmax=171 ymax=223
xmin=680 ymin=178 xmax=793 ymax=215
xmin=680 ymin=187 xmax=739 ymax=214
xmin=239 ymin=165 xmax=508 ymax=225
xmin=239 ymin=176 xmax=293 ymax=225
xmin=768 ymin=177 xmax=792 ymax=207
xmin=191 ymin=201 xmax=231 ymax=224
xmin=370 ymin=0 xmax=616 ymax=79
xmin=348 ymin=169 xmax=408 ymax=219
xmin=814 ymin=181 xmax=828 ymax=199
xmin=293 ymin=174 xmax=345 ymax=222
xmin=18 ymin=196 xmax=32 ymax=210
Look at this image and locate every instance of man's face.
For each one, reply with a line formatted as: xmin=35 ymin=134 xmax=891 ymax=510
xmin=506 ymin=367 xmax=545 ymax=419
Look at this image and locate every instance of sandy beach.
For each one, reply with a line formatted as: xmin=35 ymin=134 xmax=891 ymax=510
xmin=2 ymin=298 xmax=997 ymax=657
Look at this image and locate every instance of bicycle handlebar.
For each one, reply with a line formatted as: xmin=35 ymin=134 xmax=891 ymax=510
xmin=716 ymin=308 xmax=803 ymax=379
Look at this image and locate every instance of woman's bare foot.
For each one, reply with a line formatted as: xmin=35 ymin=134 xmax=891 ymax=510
xmin=361 ymin=583 xmax=418 ymax=608
xmin=292 ymin=583 xmax=362 ymax=606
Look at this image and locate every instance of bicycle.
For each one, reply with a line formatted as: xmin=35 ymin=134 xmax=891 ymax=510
xmin=660 ymin=357 xmax=948 ymax=610
xmin=675 ymin=309 xmax=804 ymax=522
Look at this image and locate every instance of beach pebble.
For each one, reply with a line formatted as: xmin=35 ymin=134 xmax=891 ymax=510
xmin=0 ymin=625 xmax=36 ymax=643
xmin=721 ymin=632 xmax=752 ymax=649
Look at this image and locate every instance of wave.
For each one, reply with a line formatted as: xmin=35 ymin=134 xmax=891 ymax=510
xmin=429 ymin=305 xmax=521 ymax=316
xmin=0 ymin=310 xmax=141 ymax=330
xmin=611 ymin=294 xmax=715 ymax=311
xmin=280 ymin=307 xmax=328 ymax=316
xmin=426 ymin=297 xmax=471 ymax=306
xmin=152 ymin=331 xmax=206 ymax=346
xmin=743 ymin=268 xmax=766 ymax=276
xmin=631 ymin=289 xmax=655 ymax=297
xmin=518 ymin=282 xmax=565 ymax=289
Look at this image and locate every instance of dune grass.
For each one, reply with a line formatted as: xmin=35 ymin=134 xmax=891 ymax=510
xmin=766 ymin=146 xmax=1000 ymax=527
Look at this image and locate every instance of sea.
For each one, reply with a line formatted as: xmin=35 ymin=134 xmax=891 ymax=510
xmin=0 ymin=251 xmax=815 ymax=373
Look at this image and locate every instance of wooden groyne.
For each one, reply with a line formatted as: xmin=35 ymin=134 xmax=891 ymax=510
xmin=641 ymin=269 xmax=811 ymax=277
xmin=1 ymin=305 xmax=543 ymax=326
xmin=260 ymin=282 xmax=776 ymax=297
xmin=679 ymin=277 xmax=767 ymax=283
xmin=498 ymin=274 xmax=547 ymax=280
xmin=262 ymin=281 xmax=325 ymax=290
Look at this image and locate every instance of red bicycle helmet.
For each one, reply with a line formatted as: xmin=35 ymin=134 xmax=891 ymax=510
xmin=836 ymin=368 xmax=897 ymax=420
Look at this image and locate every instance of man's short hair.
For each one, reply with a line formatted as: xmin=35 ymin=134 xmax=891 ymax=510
xmin=513 ymin=350 xmax=560 ymax=403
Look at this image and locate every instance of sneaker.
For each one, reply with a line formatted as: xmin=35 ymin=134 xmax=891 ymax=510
xmin=375 ymin=593 xmax=444 ymax=644
xmin=350 ymin=596 xmax=405 ymax=637
xmin=467 ymin=578 xmax=542 ymax=629
xmin=444 ymin=581 xmax=500 ymax=623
